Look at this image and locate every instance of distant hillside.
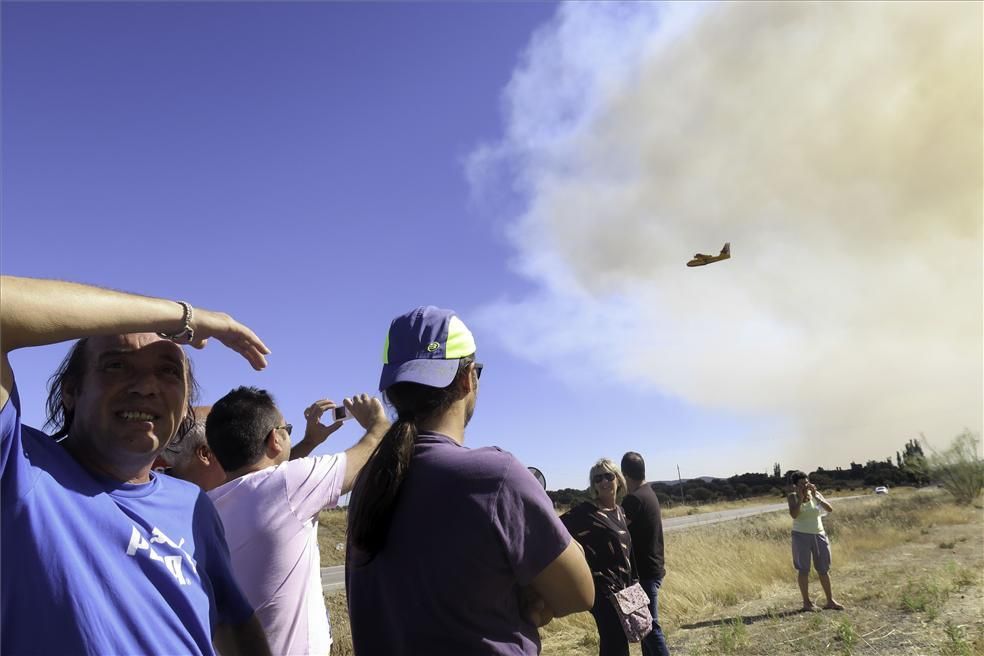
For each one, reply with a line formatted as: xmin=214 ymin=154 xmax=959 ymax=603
xmin=549 ymin=440 xmax=929 ymax=505
xmin=655 ymin=475 xmax=718 ymax=485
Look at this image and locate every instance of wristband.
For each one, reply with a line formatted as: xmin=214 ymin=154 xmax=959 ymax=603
xmin=157 ymin=301 xmax=195 ymax=343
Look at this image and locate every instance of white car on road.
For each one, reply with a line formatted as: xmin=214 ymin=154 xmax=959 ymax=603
xmin=874 ymin=486 xmax=889 ymax=495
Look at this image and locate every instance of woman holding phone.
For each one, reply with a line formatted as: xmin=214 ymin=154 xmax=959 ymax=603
xmin=787 ymin=470 xmax=844 ymax=611
xmin=561 ymin=459 xmax=636 ymax=656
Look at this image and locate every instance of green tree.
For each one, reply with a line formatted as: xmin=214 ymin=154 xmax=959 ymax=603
xmin=690 ymin=487 xmax=714 ymax=502
xmin=927 ymin=431 xmax=984 ymax=505
xmin=899 ymin=440 xmax=930 ymax=485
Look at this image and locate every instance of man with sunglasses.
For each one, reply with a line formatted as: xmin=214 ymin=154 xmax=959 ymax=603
xmin=205 ymin=386 xmax=390 ymax=656
xmin=346 ymin=306 xmax=593 ymax=655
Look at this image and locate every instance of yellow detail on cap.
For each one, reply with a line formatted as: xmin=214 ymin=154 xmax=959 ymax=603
xmin=382 ymin=331 xmax=390 ymax=364
xmin=444 ymin=315 xmax=476 ymax=359
xmin=426 ymin=342 xmax=440 ymax=352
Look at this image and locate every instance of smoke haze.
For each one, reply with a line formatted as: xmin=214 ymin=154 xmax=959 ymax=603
xmin=470 ymin=1 xmax=983 ymax=470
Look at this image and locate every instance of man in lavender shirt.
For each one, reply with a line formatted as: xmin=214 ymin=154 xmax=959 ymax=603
xmin=346 ymin=306 xmax=594 ymax=655
xmin=157 ymin=406 xmax=226 ymax=491
xmin=206 ymin=387 xmax=389 ymax=655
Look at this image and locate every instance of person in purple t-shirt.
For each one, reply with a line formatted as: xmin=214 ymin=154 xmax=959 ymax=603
xmin=346 ymin=306 xmax=594 ymax=655
xmin=0 ymin=275 xmax=271 ymax=656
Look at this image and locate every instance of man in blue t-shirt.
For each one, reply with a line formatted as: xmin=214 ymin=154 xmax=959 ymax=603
xmin=0 ymin=275 xmax=272 ymax=656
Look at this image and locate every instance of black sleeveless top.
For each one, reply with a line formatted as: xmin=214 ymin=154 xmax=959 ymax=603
xmin=561 ymin=501 xmax=635 ymax=595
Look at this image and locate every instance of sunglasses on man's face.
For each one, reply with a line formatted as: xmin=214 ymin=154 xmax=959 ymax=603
xmin=274 ymin=424 xmax=293 ymax=437
xmin=592 ymin=472 xmax=616 ymax=484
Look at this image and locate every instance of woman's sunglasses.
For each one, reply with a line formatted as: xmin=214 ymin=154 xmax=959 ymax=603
xmin=592 ymin=472 xmax=616 ymax=484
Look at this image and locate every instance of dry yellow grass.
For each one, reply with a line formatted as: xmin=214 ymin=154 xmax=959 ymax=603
xmin=325 ymin=587 xmax=354 ymax=656
xmin=661 ymin=494 xmax=785 ymax=518
xmin=317 ymin=508 xmax=348 ymax=567
xmin=321 ymin=490 xmax=981 ymax=655
xmin=541 ymin=490 xmax=980 ymax=655
xmin=659 ymin=488 xmax=881 ymax=519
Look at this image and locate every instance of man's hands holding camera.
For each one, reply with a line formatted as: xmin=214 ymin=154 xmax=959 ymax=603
xmin=300 ymin=395 xmax=388 ymax=449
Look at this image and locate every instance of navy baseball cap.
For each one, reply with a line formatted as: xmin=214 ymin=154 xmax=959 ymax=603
xmin=379 ymin=306 xmax=477 ymax=392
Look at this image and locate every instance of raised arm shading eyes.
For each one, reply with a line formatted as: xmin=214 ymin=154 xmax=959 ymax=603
xmin=0 ymin=275 xmax=270 ymax=407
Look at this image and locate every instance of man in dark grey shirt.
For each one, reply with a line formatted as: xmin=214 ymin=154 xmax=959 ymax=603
xmin=621 ymin=451 xmax=671 ymax=656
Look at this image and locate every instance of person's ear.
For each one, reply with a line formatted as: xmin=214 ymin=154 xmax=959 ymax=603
xmin=460 ymin=363 xmax=477 ymax=393
xmin=265 ymin=430 xmax=285 ymax=457
xmin=62 ymin=380 xmax=77 ymax=412
xmin=196 ymin=444 xmax=212 ymax=466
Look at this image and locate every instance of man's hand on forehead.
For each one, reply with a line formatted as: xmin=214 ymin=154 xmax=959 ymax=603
xmin=172 ymin=307 xmax=270 ymax=371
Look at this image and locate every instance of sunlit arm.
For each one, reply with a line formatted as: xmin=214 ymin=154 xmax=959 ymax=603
xmin=0 ymin=275 xmax=269 ymax=406
xmin=530 ymin=539 xmax=594 ymax=619
xmin=787 ymin=493 xmax=801 ymax=519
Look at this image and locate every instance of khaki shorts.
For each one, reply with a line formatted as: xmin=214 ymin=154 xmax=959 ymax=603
xmin=791 ymin=531 xmax=831 ymax=574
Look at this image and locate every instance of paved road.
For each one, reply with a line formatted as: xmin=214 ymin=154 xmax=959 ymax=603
xmin=321 ymin=494 xmax=870 ymax=592
xmin=323 ymin=566 xmax=345 ymax=592
xmin=662 ymin=494 xmax=866 ymax=532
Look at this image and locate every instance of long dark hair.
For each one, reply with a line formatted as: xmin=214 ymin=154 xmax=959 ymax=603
xmin=45 ymin=337 xmax=200 ymax=444
xmin=349 ymin=356 xmax=474 ymax=555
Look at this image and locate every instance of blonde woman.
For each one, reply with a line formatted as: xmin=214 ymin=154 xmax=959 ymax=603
xmin=561 ymin=459 xmax=636 ymax=656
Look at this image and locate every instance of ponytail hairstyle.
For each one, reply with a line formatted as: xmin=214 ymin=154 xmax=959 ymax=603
xmin=349 ymin=355 xmax=476 ymax=556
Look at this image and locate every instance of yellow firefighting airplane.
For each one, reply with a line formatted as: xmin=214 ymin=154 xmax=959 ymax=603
xmin=687 ymin=242 xmax=731 ymax=267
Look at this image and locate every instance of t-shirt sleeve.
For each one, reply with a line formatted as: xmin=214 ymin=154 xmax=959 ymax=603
xmin=0 ymin=380 xmax=20 ymax=476
xmin=195 ymin=493 xmax=254 ymax=627
xmin=560 ymin=503 xmax=588 ymax=543
xmin=284 ymin=452 xmax=347 ymax=522
xmin=0 ymin=381 xmax=39 ymax=499
xmin=492 ymin=455 xmax=572 ymax=586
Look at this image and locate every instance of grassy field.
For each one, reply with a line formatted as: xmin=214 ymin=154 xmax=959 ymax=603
xmin=659 ymin=490 xmax=866 ymax=519
xmin=321 ymin=490 xmax=983 ymax=655
xmin=317 ymin=508 xmax=348 ymax=567
xmin=661 ymin=494 xmax=785 ymax=519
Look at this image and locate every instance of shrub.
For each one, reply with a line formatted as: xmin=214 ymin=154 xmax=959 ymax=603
xmin=715 ymin=617 xmax=748 ymax=653
xmin=941 ymin=621 xmax=972 ymax=656
xmin=927 ymin=431 xmax=984 ymax=505
xmin=900 ymin=578 xmax=949 ymax=618
xmin=835 ymin=618 xmax=857 ymax=655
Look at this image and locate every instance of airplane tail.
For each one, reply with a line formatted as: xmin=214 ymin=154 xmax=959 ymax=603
xmin=721 ymin=242 xmax=731 ymax=256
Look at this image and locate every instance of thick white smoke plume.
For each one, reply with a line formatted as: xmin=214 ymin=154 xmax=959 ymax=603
xmin=470 ymin=1 xmax=982 ymax=468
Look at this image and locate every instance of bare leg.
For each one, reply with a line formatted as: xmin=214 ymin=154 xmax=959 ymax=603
xmin=798 ymin=573 xmax=815 ymax=610
xmin=818 ymin=573 xmax=844 ymax=609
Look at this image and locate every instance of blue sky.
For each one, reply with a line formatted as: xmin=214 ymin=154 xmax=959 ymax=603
xmin=3 ymin=2 xmax=980 ymax=490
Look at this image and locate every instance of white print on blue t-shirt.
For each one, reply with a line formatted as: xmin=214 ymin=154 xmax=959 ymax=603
xmin=125 ymin=525 xmax=198 ymax=586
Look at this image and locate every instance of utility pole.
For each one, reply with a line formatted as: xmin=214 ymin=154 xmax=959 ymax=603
xmin=677 ymin=464 xmax=685 ymax=503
